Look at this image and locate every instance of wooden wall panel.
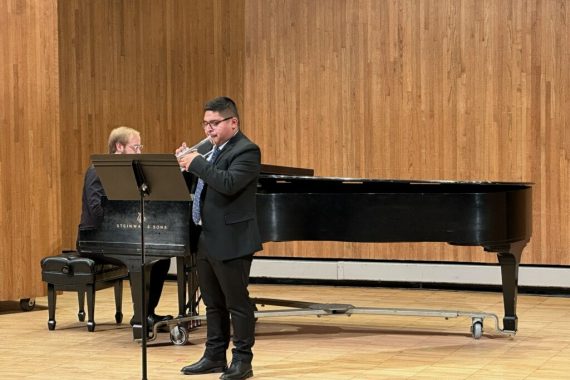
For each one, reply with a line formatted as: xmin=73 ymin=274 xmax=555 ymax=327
xmin=0 ymin=0 xmax=60 ymax=300
xmin=55 ymin=0 xmax=569 ymax=267
xmin=243 ymin=0 xmax=570 ymax=265
xmin=58 ymin=0 xmax=245 ymax=249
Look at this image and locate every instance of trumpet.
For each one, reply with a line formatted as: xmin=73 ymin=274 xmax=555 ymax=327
xmin=175 ymin=137 xmax=214 ymax=159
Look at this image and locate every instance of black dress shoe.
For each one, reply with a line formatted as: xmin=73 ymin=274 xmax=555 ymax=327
xmin=181 ymin=356 xmax=227 ymax=375
xmin=147 ymin=313 xmax=173 ymax=324
xmin=147 ymin=313 xmax=173 ymax=332
xmin=129 ymin=314 xmax=173 ymax=325
xmin=220 ymin=361 xmax=253 ymax=380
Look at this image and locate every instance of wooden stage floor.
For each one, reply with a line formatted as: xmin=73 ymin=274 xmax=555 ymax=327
xmin=1 ymin=281 xmax=569 ymax=379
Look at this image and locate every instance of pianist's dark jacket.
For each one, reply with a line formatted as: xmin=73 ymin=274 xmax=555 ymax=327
xmin=79 ymin=165 xmax=106 ymax=231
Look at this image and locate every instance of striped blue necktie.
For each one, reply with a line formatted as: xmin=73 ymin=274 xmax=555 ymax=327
xmin=191 ymin=147 xmax=220 ymax=224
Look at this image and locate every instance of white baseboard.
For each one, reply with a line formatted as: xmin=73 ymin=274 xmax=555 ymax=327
xmin=249 ymin=258 xmax=570 ymax=289
xmin=168 ymin=257 xmax=570 ymax=288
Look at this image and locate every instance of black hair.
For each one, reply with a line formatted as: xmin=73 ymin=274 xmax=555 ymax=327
xmin=203 ymin=96 xmax=240 ymax=122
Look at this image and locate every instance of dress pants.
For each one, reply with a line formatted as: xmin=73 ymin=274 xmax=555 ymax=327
xmin=148 ymin=258 xmax=170 ymax=315
xmin=78 ymin=235 xmax=169 ymax=316
xmin=197 ymin=235 xmax=255 ymax=362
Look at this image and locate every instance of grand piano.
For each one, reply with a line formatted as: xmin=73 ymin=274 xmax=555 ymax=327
xmin=78 ymin=200 xmax=197 ymax=339
xmin=78 ymin=164 xmax=531 ymax=339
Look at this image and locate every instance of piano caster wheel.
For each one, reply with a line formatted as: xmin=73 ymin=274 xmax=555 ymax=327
xmin=170 ymin=325 xmax=189 ymax=346
xmin=115 ymin=311 xmax=123 ymax=324
xmin=48 ymin=320 xmax=56 ymax=331
xmin=78 ymin=311 xmax=86 ymax=322
xmin=20 ymin=298 xmax=35 ymax=311
xmin=87 ymin=321 xmax=95 ymax=332
xmin=471 ymin=319 xmax=483 ymax=339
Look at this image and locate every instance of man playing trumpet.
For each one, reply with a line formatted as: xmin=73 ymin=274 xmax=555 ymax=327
xmin=177 ymin=97 xmax=262 ymax=380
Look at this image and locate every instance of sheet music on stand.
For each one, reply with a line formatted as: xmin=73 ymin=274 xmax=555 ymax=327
xmin=91 ymin=153 xmax=192 ymax=380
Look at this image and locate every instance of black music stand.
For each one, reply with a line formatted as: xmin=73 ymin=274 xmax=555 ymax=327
xmin=91 ymin=153 xmax=191 ymax=380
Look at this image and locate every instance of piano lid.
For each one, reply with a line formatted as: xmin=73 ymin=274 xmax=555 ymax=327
xmin=257 ymin=174 xmax=531 ymax=194
xmin=259 ymin=164 xmax=531 ymax=189
xmin=261 ymin=164 xmax=314 ymax=176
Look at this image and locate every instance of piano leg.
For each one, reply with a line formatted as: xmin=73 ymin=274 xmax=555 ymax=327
xmin=186 ymin=254 xmax=200 ymax=319
xmin=493 ymin=240 xmax=527 ymax=333
xmin=176 ymin=257 xmax=187 ymax=317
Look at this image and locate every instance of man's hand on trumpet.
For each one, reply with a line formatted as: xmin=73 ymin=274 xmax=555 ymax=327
xmin=175 ymin=142 xmax=201 ymax=171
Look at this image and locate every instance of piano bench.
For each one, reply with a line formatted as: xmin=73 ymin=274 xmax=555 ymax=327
xmin=40 ymin=252 xmax=129 ymax=332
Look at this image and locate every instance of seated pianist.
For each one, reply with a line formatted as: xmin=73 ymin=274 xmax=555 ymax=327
xmin=76 ymin=126 xmax=173 ymax=330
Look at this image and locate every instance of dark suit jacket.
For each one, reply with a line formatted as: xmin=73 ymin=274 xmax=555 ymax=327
xmin=78 ymin=165 xmax=107 ymax=231
xmin=188 ymin=131 xmax=263 ymax=260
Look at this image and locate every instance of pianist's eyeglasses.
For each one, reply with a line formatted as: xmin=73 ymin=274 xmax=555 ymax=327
xmin=127 ymin=144 xmax=143 ymax=152
xmin=201 ymin=117 xmax=233 ymax=129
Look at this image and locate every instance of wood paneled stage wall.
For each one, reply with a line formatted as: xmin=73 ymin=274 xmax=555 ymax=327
xmin=243 ymin=0 xmax=570 ymax=265
xmin=57 ymin=0 xmax=245 ymax=250
xmin=2 ymin=0 xmax=569 ymax=301
xmin=0 ymin=0 xmax=60 ymax=301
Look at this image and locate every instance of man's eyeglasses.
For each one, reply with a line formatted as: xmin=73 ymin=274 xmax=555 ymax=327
xmin=127 ymin=144 xmax=143 ymax=152
xmin=201 ymin=117 xmax=233 ymax=129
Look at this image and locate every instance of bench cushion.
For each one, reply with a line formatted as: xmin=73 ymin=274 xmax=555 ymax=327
xmin=41 ymin=253 xmax=128 ymax=285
